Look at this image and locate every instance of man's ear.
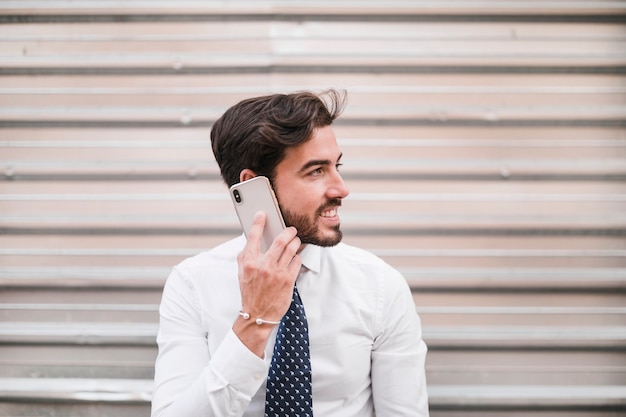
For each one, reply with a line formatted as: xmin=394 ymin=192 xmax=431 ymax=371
xmin=239 ymin=169 xmax=257 ymax=182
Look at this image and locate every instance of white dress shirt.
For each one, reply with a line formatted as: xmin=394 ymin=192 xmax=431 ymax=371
xmin=151 ymin=235 xmax=429 ymax=417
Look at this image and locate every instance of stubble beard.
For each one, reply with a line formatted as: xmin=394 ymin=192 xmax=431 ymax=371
xmin=281 ymin=199 xmax=344 ymax=247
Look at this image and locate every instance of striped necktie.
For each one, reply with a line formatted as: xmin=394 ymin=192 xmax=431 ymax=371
xmin=264 ymin=286 xmax=313 ymax=417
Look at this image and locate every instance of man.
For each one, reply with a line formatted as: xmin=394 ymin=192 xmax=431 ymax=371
xmin=151 ymin=90 xmax=429 ymax=416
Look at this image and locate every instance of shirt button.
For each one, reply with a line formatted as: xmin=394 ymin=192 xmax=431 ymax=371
xmin=253 ymin=373 xmax=262 ymax=381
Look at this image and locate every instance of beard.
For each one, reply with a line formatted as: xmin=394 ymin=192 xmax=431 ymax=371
xmin=281 ymin=199 xmax=344 ymax=247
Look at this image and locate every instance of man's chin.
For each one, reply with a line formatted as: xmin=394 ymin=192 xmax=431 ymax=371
xmin=301 ymin=228 xmax=343 ymax=247
xmin=283 ymin=210 xmax=343 ymax=247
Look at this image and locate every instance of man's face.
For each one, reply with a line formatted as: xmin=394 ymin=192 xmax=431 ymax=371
xmin=272 ymin=125 xmax=350 ymax=247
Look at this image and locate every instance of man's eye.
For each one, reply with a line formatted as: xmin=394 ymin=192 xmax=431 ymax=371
xmin=311 ymin=168 xmax=323 ymax=176
xmin=336 ymin=163 xmax=343 ymax=171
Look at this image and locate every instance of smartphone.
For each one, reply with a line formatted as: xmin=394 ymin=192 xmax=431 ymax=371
xmin=229 ymin=176 xmax=286 ymax=252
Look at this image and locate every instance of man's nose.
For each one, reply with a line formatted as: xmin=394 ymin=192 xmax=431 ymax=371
xmin=329 ymin=171 xmax=350 ymax=199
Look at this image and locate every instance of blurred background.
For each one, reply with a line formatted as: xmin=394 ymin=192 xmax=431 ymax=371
xmin=0 ymin=1 xmax=625 ymax=416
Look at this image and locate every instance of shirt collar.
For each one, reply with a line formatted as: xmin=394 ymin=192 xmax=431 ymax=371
xmin=299 ymin=244 xmax=321 ymax=274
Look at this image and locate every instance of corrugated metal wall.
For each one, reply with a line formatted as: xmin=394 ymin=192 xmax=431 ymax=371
xmin=1 ymin=1 xmax=625 ymax=416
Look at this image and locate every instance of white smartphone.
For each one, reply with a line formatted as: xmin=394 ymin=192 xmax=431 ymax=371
xmin=229 ymin=176 xmax=286 ymax=252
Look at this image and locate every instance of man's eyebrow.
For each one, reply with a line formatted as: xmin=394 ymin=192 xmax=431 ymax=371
xmin=298 ymin=153 xmax=343 ymax=173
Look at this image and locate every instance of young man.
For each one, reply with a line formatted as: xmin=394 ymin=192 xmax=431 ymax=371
xmin=151 ymin=90 xmax=429 ymax=416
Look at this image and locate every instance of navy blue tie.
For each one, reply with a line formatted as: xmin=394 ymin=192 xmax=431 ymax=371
xmin=265 ymin=286 xmax=313 ymax=417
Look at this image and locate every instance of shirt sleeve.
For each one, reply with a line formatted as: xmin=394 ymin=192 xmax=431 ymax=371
xmin=151 ymin=267 xmax=269 ymax=417
xmin=371 ymin=268 xmax=430 ymax=417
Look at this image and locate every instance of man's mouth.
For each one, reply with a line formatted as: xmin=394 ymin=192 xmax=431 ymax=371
xmin=318 ymin=199 xmax=342 ymax=220
xmin=320 ymin=208 xmax=337 ymax=218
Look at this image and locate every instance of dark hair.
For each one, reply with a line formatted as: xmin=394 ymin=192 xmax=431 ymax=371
xmin=210 ymin=89 xmax=346 ymax=187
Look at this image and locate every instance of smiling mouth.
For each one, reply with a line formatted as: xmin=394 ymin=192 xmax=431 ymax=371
xmin=321 ymin=208 xmax=337 ymax=218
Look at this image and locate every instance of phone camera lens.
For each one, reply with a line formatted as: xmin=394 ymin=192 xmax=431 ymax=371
xmin=233 ymin=189 xmax=242 ymax=203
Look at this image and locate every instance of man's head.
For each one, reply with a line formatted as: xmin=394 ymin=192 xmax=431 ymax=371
xmin=211 ymin=89 xmax=346 ymax=187
xmin=211 ymin=89 xmax=349 ymax=247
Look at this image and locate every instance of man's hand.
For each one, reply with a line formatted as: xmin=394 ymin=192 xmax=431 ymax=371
xmin=233 ymin=211 xmax=302 ymax=357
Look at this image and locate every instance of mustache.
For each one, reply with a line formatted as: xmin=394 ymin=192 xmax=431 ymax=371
xmin=317 ymin=198 xmax=342 ymax=214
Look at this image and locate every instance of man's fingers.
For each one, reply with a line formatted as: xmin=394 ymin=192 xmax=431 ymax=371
xmin=288 ymin=253 xmax=303 ymax=276
xmin=281 ymin=232 xmax=302 ymax=267
xmin=265 ymin=226 xmax=298 ymax=258
xmin=245 ymin=211 xmax=266 ymax=253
